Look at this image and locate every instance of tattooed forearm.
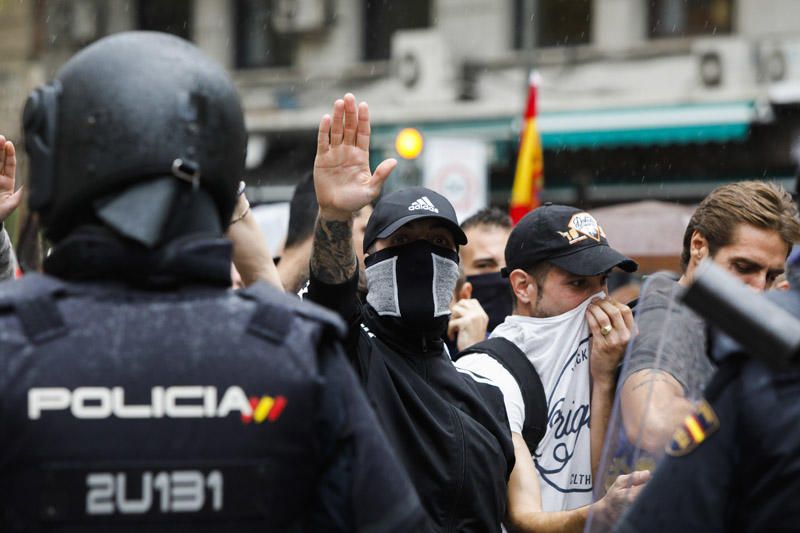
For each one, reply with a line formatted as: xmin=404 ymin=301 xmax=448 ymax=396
xmin=630 ymin=369 xmax=675 ymax=392
xmin=631 ymin=377 xmax=673 ymax=392
xmin=310 ymin=217 xmax=357 ymax=284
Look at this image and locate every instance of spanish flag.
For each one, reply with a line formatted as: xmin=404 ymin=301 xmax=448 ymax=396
xmin=510 ymin=71 xmax=544 ymax=224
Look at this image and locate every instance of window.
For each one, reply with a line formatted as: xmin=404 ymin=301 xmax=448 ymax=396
xmin=649 ymin=0 xmax=733 ymax=38
xmin=514 ymin=0 xmax=591 ymax=49
xmin=33 ymin=0 xmax=108 ymax=53
xmin=538 ymin=0 xmax=591 ymax=47
xmin=137 ymin=0 xmax=191 ymax=40
xmin=235 ymin=0 xmax=294 ymax=68
xmin=363 ymin=0 xmax=430 ymax=61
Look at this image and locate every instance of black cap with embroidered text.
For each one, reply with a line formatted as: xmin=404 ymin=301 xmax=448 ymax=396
xmin=363 ymin=187 xmax=467 ymax=253
xmin=501 ymin=203 xmax=638 ymax=277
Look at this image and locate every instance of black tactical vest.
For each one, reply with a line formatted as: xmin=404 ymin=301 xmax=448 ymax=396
xmin=0 ymin=274 xmax=344 ymax=532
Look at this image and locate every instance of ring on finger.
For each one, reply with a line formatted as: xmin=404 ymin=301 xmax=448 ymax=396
xmin=601 ymin=324 xmax=613 ymax=336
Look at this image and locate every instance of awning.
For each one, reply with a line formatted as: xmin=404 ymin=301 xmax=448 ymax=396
xmin=538 ymin=101 xmax=757 ymax=148
xmin=370 ymin=100 xmax=758 ymax=151
xmin=590 ymin=200 xmax=697 ymax=274
xmin=590 ymin=201 xmax=695 ymax=257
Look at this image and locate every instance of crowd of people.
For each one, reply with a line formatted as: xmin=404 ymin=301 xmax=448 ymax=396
xmin=0 ymin=30 xmax=799 ymax=532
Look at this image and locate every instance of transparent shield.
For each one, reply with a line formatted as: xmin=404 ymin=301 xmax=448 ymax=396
xmin=585 ymin=273 xmax=714 ymax=532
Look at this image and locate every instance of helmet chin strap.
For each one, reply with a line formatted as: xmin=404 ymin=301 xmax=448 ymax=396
xmin=94 ymin=177 xmax=222 ymax=248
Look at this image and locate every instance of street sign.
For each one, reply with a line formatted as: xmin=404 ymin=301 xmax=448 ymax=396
xmin=423 ymin=137 xmax=487 ymax=222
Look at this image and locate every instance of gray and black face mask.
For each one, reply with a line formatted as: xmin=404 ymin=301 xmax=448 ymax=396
xmin=365 ymin=240 xmax=460 ymax=329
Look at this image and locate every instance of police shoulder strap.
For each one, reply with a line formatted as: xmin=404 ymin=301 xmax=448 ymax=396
xmin=238 ymin=281 xmax=347 ymax=344
xmin=0 ymin=272 xmax=69 ymax=344
xmin=456 ymin=337 xmax=547 ymax=455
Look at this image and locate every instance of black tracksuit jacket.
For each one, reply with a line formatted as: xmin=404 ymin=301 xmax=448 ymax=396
xmin=308 ymin=272 xmax=515 ymax=532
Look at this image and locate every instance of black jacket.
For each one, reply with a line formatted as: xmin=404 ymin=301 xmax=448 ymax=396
xmin=308 ymin=272 xmax=515 ymax=532
xmin=0 ymin=236 xmax=426 ymax=532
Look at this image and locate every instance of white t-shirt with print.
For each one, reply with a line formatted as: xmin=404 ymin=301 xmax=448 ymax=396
xmin=455 ymin=294 xmax=599 ymax=512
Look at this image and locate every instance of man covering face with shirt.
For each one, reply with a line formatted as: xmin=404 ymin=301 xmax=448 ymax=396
xmin=456 ymin=203 xmax=648 ymax=532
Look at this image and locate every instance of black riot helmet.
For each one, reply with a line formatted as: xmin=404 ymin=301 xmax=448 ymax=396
xmin=22 ymin=31 xmax=247 ymax=245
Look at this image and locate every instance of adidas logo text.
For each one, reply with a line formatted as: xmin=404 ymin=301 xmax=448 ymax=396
xmin=408 ymin=196 xmax=439 ymax=213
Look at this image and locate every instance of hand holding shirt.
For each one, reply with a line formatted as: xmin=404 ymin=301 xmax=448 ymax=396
xmin=456 ymin=292 xmax=608 ymax=512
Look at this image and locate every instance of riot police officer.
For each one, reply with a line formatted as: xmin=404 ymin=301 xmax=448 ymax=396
xmin=613 ymin=255 xmax=800 ymax=532
xmin=0 ymin=31 xmax=426 ymax=532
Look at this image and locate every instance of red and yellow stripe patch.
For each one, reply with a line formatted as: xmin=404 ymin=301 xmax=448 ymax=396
xmin=666 ymin=400 xmax=720 ymax=456
xmin=240 ymin=395 xmax=287 ymax=424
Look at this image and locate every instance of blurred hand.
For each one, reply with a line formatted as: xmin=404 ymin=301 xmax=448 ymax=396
xmin=227 ymin=193 xmax=284 ymax=291
xmin=313 ymin=93 xmax=396 ymax=221
xmin=0 ymin=136 xmax=24 ymax=222
xmin=592 ymin=470 xmax=651 ymax=526
xmin=586 ymin=297 xmax=635 ymax=384
xmin=448 ymin=298 xmax=489 ymax=352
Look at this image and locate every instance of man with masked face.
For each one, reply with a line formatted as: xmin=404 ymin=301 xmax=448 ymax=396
xmin=445 ymin=208 xmax=514 ymax=353
xmin=455 ymin=204 xmax=648 ymax=531
xmin=459 ymin=207 xmax=514 ymax=330
xmin=306 ymin=93 xmax=515 ymax=532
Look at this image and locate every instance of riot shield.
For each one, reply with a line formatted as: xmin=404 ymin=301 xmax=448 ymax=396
xmin=585 ymin=273 xmax=713 ymax=532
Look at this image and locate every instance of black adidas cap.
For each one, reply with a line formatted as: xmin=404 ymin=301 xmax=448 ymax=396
xmin=363 ymin=186 xmax=467 ymax=253
xmin=501 ymin=203 xmax=638 ymax=277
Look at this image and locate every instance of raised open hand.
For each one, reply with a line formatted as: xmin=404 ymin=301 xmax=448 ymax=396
xmin=314 ymin=93 xmax=396 ymax=220
xmin=0 ymin=136 xmax=23 ymax=222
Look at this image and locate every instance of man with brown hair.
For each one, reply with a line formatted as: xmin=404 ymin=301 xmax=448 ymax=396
xmin=619 ymin=180 xmax=800 ymax=453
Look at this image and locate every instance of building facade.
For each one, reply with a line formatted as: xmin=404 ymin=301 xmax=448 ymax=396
xmin=1 ymin=0 xmax=799 ymax=209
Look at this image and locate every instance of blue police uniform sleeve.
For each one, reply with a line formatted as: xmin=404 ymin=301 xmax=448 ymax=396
xmin=613 ymin=386 xmax=736 ymax=533
xmin=308 ymin=338 xmax=430 ymax=532
xmin=306 ymin=271 xmax=363 ymax=356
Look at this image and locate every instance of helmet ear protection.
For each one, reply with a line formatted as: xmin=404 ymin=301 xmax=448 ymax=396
xmin=22 ymin=81 xmax=61 ymax=212
xmin=21 ymin=32 xmax=246 ymax=243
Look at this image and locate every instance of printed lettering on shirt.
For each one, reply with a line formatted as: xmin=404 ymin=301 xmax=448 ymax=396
xmin=534 ymin=336 xmax=593 ymax=493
